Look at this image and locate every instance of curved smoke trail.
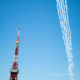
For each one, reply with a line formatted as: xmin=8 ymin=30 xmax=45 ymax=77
xmin=56 ymin=0 xmax=74 ymax=80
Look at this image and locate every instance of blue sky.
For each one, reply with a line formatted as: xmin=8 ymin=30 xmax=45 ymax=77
xmin=0 ymin=0 xmax=80 ymax=80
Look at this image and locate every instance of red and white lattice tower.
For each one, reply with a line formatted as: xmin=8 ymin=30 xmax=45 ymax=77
xmin=9 ymin=28 xmax=20 ymax=80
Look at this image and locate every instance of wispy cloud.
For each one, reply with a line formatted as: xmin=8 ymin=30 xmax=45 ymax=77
xmin=56 ymin=0 xmax=74 ymax=80
xmin=48 ymin=73 xmax=68 ymax=77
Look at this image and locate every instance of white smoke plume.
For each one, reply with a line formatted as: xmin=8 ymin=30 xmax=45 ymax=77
xmin=56 ymin=0 xmax=74 ymax=80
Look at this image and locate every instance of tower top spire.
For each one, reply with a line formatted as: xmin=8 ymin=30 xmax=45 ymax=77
xmin=17 ymin=27 xmax=20 ymax=41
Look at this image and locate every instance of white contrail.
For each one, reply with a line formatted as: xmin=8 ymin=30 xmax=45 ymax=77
xmin=56 ymin=0 xmax=74 ymax=80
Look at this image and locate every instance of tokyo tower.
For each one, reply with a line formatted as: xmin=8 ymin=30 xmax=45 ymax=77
xmin=9 ymin=28 xmax=20 ymax=80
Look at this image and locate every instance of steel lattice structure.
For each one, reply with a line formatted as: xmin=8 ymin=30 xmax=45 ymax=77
xmin=9 ymin=29 xmax=20 ymax=80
